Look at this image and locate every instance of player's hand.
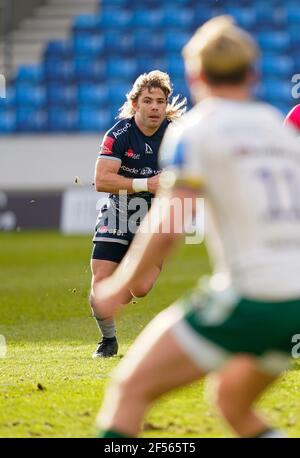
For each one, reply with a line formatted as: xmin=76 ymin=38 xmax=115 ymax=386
xmin=147 ymin=173 xmax=161 ymax=194
xmin=92 ymin=278 xmax=130 ymax=318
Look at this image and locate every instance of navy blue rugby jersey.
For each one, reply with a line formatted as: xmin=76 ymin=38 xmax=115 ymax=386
xmin=98 ymin=116 xmax=170 ymax=209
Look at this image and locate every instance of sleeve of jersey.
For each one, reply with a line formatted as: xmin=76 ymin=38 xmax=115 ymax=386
xmin=284 ymin=105 xmax=300 ymax=132
xmin=98 ymin=133 xmax=122 ymax=161
xmin=159 ymin=126 xmax=205 ymax=192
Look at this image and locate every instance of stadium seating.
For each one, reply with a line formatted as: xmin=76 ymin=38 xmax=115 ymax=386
xmin=44 ymin=59 xmax=75 ymax=82
xmin=261 ymin=56 xmax=294 ymax=78
xmin=74 ymin=57 xmax=106 ymax=82
xmin=0 ymin=86 xmax=16 ymax=109
xmin=73 ymin=35 xmax=105 ymax=56
xmin=48 ymin=83 xmax=77 ymax=107
xmin=0 ymin=0 xmax=298 ymax=133
xmin=16 ymin=65 xmax=45 ymax=84
xmin=44 ymin=41 xmax=74 ymax=59
xmin=16 ymin=108 xmax=47 ymax=132
xmin=131 ymin=9 xmax=164 ymax=29
xmin=48 ymin=107 xmax=78 ymax=132
xmin=79 ymin=107 xmax=111 ymax=131
xmin=0 ymin=110 xmax=16 ymax=133
xmin=78 ymin=83 xmax=108 ymax=106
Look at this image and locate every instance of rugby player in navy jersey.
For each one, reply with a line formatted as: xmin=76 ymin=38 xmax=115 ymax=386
xmin=89 ymin=71 xmax=186 ymax=358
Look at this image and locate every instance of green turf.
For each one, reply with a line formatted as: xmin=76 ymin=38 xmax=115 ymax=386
xmin=0 ymin=231 xmax=300 ymax=438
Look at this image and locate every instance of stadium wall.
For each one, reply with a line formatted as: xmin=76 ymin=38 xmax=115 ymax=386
xmin=0 ymin=0 xmax=48 ymax=36
xmin=0 ymin=135 xmax=105 ymax=233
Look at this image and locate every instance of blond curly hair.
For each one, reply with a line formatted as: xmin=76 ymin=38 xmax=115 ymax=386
xmin=117 ymin=70 xmax=187 ymax=121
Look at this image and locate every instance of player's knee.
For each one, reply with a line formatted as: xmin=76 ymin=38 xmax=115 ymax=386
xmin=131 ymin=283 xmax=152 ymax=298
xmin=89 ymin=274 xmax=108 ymax=312
xmin=89 ymin=293 xmax=100 ymax=318
xmin=89 ymin=293 xmax=99 ymax=314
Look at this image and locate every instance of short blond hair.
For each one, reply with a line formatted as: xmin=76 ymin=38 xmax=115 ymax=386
xmin=183 ymin=15 xmax=259 ymax=84
xmin=118 ymin=70 xmax=187 ymax=121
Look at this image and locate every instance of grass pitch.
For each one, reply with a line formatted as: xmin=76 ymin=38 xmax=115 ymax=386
xmin=0 ymin=231 xmax=300 ymax=438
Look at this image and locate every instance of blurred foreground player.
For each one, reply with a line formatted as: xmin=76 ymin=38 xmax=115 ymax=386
xmin=89 ymin=71 xmax=186 ymax=357
xmin=93 ymin=16 xmax=300 ymax=437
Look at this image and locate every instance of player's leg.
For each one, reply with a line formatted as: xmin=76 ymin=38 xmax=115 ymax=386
xmin=123 ymin=243 xmax=162 ymax=298
xmin=215 ymin=354 xmax=281 ymax=437
xmin=97 ymin=307 xmax=205 ymax=437
xmin=130 ymin=264 xmax=161 ymax=298
xmin=90 ymin=242 xmax=133 ymax=358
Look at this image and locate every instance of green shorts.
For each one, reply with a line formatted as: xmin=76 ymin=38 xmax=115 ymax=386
xmin=170 ymin=279 xmax=300 ymax=375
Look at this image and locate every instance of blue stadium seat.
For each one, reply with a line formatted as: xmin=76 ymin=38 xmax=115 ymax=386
xmin=98 ymin=10 xmax=132 ymax=30
xmin=121 ymin=0 xmax=161 ymax=7
xmin=47 ymin=83 xmax=77 ymax=107
xmin=0 ymin=110 xmax=16 ymax=133
xmin=73 ymin=15 xmax=102 ymax=33
xmin=78 ymin=84 xmax=109 ymax=106
xmin=106 ymin=58 xmax=138 ymax=80
xmin=44 ymin=40 xmax=73 ymax=58
xmin=219 ymin=0 xmax=253 ymax=5
xmin=133 ymin=30 xmax=164 ymax=54
xmin=166 ymin=55 xmax=185 ymax=78
xmin=0 ymin=86 xmax=16 ymax=109
xmin=286 ymin=5 xmax=300 ymax=23
xmin=193 ymin=5 xmax=216 ymax=26
xmin=100 ymin=0 xmax=128 ymax=6
xmin=258 ymin=32 xmax=290 ymax=52
xmin=16 ymin=108 xmax=47 ymax=132
xmin=163 ymin=31 xmax=191 ymax=53
xmin=261 ymin=56 xmax=293 ymax=78
xmin=131 ymin=9 xmax=164 ymax=29
xmin=171 ymin=77 xmax=190 ymax=100
xmin=73 ymin=34 xmax=104 ymax=56
xmin=263 ymin=80 xmax=292 ymax=104
xmin=108 ymin=82 xmax=131 ymax=106
xmin=162 ymin=0 xmax=193 ymax=5
xmin=16 ymin=65 xmax=44 ymax=84
xmin=16 ymin=84 xmax=47 ymax=108
xmin=224 ymin=8 xmax=256 ymax=29
xmin=44 ymin=59 xmax=75 ymax=82
xmin=74 ymin=57 xmax=106 ymax=81
xmin=104 ymin=32 xmax=134 ymax=56
xmin=162 ymin=8 xmax=194 ymax=30
xmin=255 ymin=3 xmax=286 ymax=29
xmin=48 ymin=107 xmax=78 ymax=131
xmin=137 ymin=57 xmax=168 ymax=75
xmin=289 ymin=26 xmax=300 ymax=48
xmin=109 ymin=105 xmax=122 ymax=122
xmin=292 ymin=55 xmax=300 ymax=71
xmin=79 ymin=107 xmax=111 ymax=132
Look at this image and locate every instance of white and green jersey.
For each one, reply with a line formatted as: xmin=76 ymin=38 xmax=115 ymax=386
xmin=160 ymin=97 xmax=300 ymax=300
